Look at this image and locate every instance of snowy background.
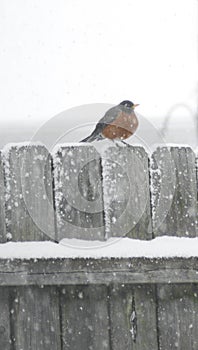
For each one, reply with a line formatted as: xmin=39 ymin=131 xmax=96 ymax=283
xmin=0 ymin=0 xmax=197 ymax=149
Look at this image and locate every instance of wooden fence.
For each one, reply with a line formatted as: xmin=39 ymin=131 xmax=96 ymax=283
xmin=0 ymin=143 xmax=197 ymax=349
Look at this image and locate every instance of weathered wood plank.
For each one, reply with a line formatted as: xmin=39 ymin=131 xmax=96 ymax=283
xmin=0 ymin=153 xmax=6 ymax=242
xmin=2 ymin=144 xmax=55 ymax=241
xmin=151 ymin=146 xmax=197 ymax=237
xmin=157 ymin=284 xmax=198 ymax=349
xmin=53 ymin=145 xmax=105 ymax=240
xmin=101 ymin=145 xmax=152 ymax=239
xmin=0 ymin=257 xmax=198 ymax=285
xmin=196 ymin=151 xmax=198 ymax=233
xmin=109 ymin=284 xmax=158 ymax=349
xmin=60 ymin=285 xmax=110 ymax=349
xmin=0 ymin=287 xmax=11 ymax=349
xmin=10 ymin=286 xmax=61 ymax=350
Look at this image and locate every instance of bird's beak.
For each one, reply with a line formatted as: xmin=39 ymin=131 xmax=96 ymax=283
xmin=133 ymin=104 xmax=140 ymax=109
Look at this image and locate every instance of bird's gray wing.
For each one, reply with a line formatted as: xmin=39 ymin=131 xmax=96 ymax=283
xmin=93 ymin=106 xmax=122 ymax=133
xmin=98 ymin=105 xmax=122 ymax=125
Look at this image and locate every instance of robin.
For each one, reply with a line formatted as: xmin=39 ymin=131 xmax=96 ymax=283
xmin=80 ymin=100 xmax=139 ymax=143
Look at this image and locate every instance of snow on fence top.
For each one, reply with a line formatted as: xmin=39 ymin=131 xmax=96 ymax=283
xmin=1 ymin=236 xmax=198 ymax=260
xmin=0 ymin=142 xmax=197 ymax=245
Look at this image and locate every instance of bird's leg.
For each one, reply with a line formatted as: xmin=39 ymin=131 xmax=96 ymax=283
xmin=112 ymin=139 xmax=120 ymax=147
xmin=112 ymin=139 xmax=128 ymax=147
xmin=121 ymin=140 xmax=130 ymax=147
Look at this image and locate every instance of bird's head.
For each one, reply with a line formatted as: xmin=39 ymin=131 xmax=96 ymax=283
xmin=120 ymin=100 xmax=139 ymax=109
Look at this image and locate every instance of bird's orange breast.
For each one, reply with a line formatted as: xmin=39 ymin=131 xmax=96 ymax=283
xmin=102 ymin=111 xmax=138 ymax=140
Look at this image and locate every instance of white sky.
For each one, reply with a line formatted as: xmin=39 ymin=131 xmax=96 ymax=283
xmin=0 ymin=0 xmax=197 ymax=146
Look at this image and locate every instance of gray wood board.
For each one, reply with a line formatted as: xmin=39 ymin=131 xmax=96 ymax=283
xmin=157 ymin=284 xmax=198 ymax=350
xmin=2 ymin=144 xmax=55 ymax=241
xmin=0 ymin=257 xmax=198 ymax=285
xmin=150 ymin=147 xmax=197 ymax=237
xmin=60 ymin=285 xmax=110 ymax=349
xmin=10 ymin=286 xmax=61 ymax=350
xmin=109 ymin=284 xmax=158 ymax=349
xmin=0 ymin=287 xmax=11 ymax=349
xmin=53 ymin=145 xmax=105 ymax=240
xmin=0 ymin=152 xmax=6 ymax=242
xmin=101 ymin=145 xmax=152 ymax=239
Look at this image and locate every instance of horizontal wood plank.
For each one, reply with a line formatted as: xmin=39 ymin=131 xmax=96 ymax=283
xmin=0 ymin=257 xmax=197 ymax=285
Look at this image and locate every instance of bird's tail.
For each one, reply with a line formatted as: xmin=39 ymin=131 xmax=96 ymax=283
xmin=80 ymin=131 xmax=103 ymax=142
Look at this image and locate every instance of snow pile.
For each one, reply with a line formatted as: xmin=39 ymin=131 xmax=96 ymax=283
xmin=0 ymin=236 xmax=198 ymax=259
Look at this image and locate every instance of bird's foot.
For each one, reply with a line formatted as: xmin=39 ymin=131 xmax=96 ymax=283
xmin=112 ymin=139 xmax=130 ymax=147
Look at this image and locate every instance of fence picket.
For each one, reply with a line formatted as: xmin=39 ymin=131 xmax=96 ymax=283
xmin=10 ymin=286 xmax=61 ymax=350
xmin=101 ymin=145 xmax=152 ymax=239
xmin=60 ymin=285 xmax=110 ymax=349
xmin=2 ymin=144 xmax=55 ymax=241
xmin=0 ymin=287 xmax=11 ymax=349
xmin=157 ymin=284 xmax=198 ymax=349
xmin=53 ymin=144 xmax=105 ymax=240
xmin=150 ymin=146 xmax=197 ymax=237
xmin=109 ymin=284 xmax=158 ymax=349
xmin=0 ymin=152 xmax=6 ymax=242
